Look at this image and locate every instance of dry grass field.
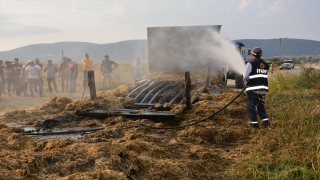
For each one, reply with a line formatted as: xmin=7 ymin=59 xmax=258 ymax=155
xmin=0 ymin=62 xmax=319 ymax=179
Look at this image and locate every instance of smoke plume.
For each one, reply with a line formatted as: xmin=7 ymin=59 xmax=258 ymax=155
xmin=147 ymin=26 xmax=246 ymax=75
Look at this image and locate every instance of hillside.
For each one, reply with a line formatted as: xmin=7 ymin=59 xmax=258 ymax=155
xmin=0 ymin=40 xmax=148 ymax=63
xmin=237 ymin=38 xmax=320 ymax=57
xmin=0 ymin=39 xmax=319 ymax=63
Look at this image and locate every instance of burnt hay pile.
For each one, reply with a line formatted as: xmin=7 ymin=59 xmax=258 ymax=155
xmin=0 ymin=70 xmax=252 ymax=180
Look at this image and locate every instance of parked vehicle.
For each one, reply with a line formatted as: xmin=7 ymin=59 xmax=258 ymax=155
xmin=284 ymin=59 xmax=295 ymax=69
xmin=147 ymin=25 xmax=250 ymax=88
xmin=279 ymin=63 xmax=294 ymax=70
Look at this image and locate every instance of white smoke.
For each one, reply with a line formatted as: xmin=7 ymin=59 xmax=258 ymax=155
xmin=209 ymin=31 xmax=246 ymax=75
xmin=147 ymin=26 xmax=246 ymax=75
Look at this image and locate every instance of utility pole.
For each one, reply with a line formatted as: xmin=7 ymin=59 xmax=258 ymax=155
xmin=274 ymin=37 xmax=288 ymax=61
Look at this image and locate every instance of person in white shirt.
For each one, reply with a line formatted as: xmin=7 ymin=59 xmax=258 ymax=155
xmin=25 ymin=60 xmax=43 ymax=97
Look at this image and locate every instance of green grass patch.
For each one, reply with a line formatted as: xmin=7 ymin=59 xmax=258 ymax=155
xmin=228 ymin=67 xmax=320 ymax=180
xmin=269 ymin=66 xmax=320 ymax=91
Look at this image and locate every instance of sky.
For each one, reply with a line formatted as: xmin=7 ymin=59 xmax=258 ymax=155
xmin=0 ymin=0 xmax=319 ymax=51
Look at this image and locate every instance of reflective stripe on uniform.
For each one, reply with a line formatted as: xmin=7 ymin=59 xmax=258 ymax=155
xmin=246 ymin=86 xmax=268 ymax=91
xmin=249 ymin=74 xmax=268 ymax=79
xmin=262 ymin=118 xmax=269 ymax=121
xmin=250 ymin=121 xmax=258 ymax=124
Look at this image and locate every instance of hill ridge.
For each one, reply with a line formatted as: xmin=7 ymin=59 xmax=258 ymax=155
xmin=0 ymin=39 xmax=319 ymax=63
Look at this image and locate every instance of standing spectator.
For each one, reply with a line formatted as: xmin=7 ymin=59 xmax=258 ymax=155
xmin=34 ymin=58 xmax=43 ymax=93
xmin=17 ymin=61 xmax=30 ymax=96
xmin=0 ymin=74 xmax=2 ymax=99
xmin=12 ymin=58 xmax=22 ymax=95
xmin=44 ymin=60 xmax=59 ymax=93
xmin=4 ymin=61 xmax=16 ymax=97
xmin=67 ymin=58 xmax=78 ymax=93
xmin=131 ymin=57 xmax=145 ymax=80
xmin=0 ymin=60 xmax=5 ymax=94
xmin=59 ymin=57 xmax=70 ymax=92
xmin=0 ymin=61 xmax=2 ymax=99
xmin=270 ymin=63 xmax=275 ymax=74
xmin=25 ymin=60 xmax=43 ymax=97
xmin=100 ymin=55 xmax=118 ymax=90
xmin=35 ymin=58 xmax=43 ymax=69
xmin=82 ymin=53 xmax=93 ymax=89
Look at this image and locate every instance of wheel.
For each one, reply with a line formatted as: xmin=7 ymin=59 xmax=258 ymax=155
xmin=235 ymin=74 xmax=245 ymax=88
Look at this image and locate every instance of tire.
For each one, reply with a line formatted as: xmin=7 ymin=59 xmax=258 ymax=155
xmin=235 ymin=74 xmax=245 ymax=88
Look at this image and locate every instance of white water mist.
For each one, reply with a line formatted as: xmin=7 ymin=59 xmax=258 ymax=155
xmin=209 ymin=31 xmax=246 ymax=75
xmin=147 ymin=26 xmax=246 ymax=75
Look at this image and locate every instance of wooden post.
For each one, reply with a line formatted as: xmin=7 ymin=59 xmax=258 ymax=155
xmin=88 ymin=71 xmax=97 ymax=100
xmin=206 ymin=58 xmax=213 ymax=87
xmin=185 ymin=71 xmax=192 ymax=109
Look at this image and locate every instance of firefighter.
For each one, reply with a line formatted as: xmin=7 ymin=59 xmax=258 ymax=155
xmin=243 ymin=47 xmax=270 ymax=128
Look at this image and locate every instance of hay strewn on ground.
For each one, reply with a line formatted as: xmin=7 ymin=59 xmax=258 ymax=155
xmin=0 ymin=70 xmax=252 ymax=179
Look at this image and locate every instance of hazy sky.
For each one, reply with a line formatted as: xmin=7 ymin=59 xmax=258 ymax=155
xmin=0 ymin=0 xmax=319 ymax=51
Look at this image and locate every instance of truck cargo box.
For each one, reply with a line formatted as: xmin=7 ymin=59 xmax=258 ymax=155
xmin=147 ymin=25 xmax=222 ymax=71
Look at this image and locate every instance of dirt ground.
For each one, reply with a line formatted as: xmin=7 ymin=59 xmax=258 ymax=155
xmin=0 ymin=70 xmax=254 ymax=180
xmin=0 ymin=91 xmax=86 ymax=114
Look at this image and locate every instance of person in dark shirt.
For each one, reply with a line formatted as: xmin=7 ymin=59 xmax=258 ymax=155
xmin=4 ymin=61 xmax=16 ymax=97
xmin=12 ymin=58 xmax=23 ymax=95
xmin=34 ymin=58 xmax=43 ymax=93
xmin=100 ymin=55 xmax=118 ymax=90
xmin=67 ymin=58 xmax=78 ymax=93
xmin=44 ymin=60 xmax=59 ymax=93
xmin=0 ymin=60 xmax=5 ymax=94
xmin=18 ymin=61 xmax=30 ymax=96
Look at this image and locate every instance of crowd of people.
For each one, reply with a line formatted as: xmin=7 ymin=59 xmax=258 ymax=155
xmin=0 ymin=53 xmax=145 ymax=99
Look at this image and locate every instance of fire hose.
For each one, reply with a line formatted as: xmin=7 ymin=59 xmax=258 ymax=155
xmin=22 ymin=86 xmax=246 ymax=136
xmin=133 ymin=86 xmax=247 ymax=130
